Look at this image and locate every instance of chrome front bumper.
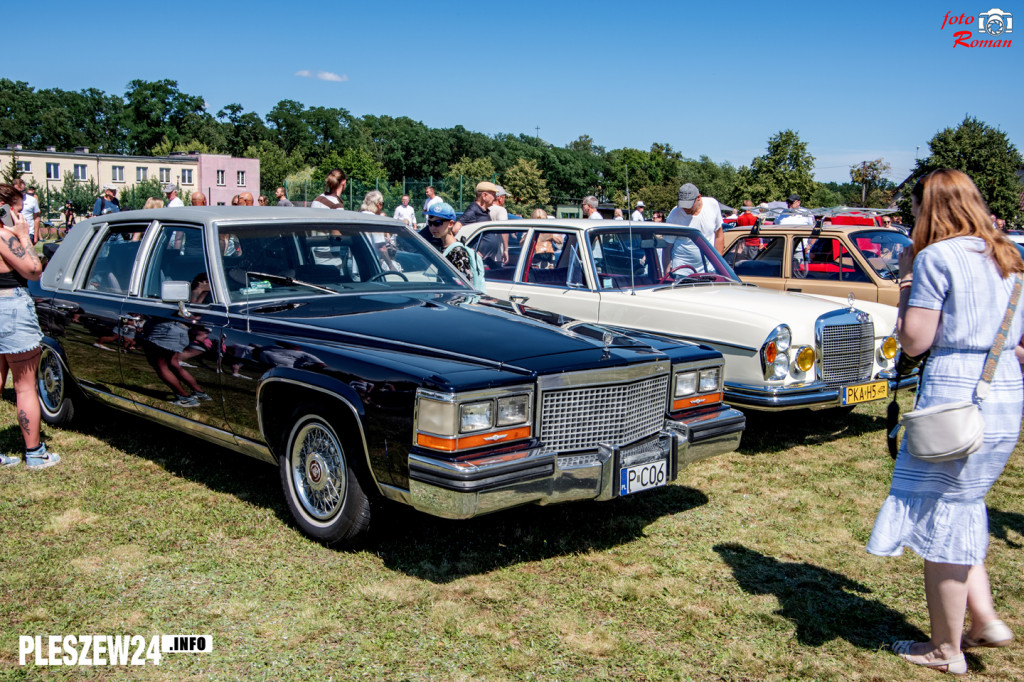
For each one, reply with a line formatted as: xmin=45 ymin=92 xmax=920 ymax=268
xmin=406 ymin=403 xmax=745 ymax=519
xmin=724 ymin=371 xmax=919 ymax=411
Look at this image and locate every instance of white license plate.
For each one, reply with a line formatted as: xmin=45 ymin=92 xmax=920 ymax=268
xmin=619 ymin=459 xmax=668 ymax=496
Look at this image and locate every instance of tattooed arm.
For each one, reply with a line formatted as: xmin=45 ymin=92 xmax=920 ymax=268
xmin=0 ymin=209 xmax=43 ymax=280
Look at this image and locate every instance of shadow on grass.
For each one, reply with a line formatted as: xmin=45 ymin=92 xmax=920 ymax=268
xmin=367 ymin=484 xmax=708 ymax=582
xmin=714 ymin=543 xmax=926 ymax=648
xmin=736 ymin=408 xmax=888 ymax=455
xmin=988 ymin=507 xmax=1024 ymax=549
xmin=42 ymin=404 xmax=708 ymax=580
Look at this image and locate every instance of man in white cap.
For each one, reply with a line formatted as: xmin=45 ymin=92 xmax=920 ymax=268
xmin=163 ymin=182 xmax=184 ymax=207
xmin=93 ymin=183 xmax=120 ymax=217
xmin=488 ymin=186 xmax=510 ymax=221
xmin=631 ymin=200 xmax=645 ymax=222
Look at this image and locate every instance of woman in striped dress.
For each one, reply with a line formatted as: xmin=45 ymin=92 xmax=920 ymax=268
xmin=867 ymin=169 xmax=1024 ymax=674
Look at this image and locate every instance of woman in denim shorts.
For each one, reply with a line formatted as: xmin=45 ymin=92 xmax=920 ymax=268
xmin=0 ymin=183 xmax=59 ymax=469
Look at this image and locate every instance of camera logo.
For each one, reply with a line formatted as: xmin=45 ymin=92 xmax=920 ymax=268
xmin=979 ymin=8 xmax=1013 ymax=35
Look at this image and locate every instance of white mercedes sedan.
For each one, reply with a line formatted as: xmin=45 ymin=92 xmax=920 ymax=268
xmin=461 ymin=219 xmax=916 ymax=411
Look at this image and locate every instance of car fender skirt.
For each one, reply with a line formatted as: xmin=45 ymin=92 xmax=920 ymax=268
xmin=257 ymin=368 xmax=367 ymax=419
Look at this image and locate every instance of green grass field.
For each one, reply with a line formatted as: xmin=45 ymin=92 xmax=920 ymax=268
xmin=1 ymin=393 xmax=1022 ymax=680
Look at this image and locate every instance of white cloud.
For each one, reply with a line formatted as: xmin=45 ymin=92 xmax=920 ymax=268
xmin=294 ymin=70 xmax=313 ymax=78
xmin=317 ymin=71 xmax=348 ymax=82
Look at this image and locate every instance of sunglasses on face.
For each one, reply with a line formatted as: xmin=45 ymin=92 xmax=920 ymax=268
xmin=427 ymin=219 xmax=448 ymax=227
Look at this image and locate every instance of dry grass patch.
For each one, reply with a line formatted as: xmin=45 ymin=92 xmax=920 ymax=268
xmin=44 ymin=507 xmax=100 ymax=534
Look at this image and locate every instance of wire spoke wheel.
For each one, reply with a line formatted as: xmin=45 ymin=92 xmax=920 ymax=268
xmin=289 ymin=420 xmax=347 ymax=522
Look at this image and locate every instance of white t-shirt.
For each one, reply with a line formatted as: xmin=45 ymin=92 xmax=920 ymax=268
xmin=488 ymin=204 xmax=508 ymax=221
xmin=393 ymin=204 xmax=416 ymax=228
xmin=630 ymin=209 xmax=645 ymax=221
xmin=777 ymin=212 xmax=814 ymax=226
xmin=21 ymin=194 xmax=40 ymax=236
xmin=424 ymin=196 xmax=442 ymax=213
xmin=588 ymin=210 xmax=603 ymax=219
xmin=167 ymin=197 xmax=184 ymax=207
xmin=311 ymin=194 xmax=343 ymax=209
xmin=666 ymin=197 xmax=723 ymax=270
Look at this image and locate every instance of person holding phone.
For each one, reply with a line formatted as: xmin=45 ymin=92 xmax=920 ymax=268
xmin=0 ymin=183 xmax=58 ymax=468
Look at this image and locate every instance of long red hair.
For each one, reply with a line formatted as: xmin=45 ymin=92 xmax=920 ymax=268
xmin=911 ymin=169 xmax=1023 ymax=278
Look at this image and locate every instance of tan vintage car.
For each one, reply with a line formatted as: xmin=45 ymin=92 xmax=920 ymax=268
xmin=722 ymin=222 xmax=912 ymax=306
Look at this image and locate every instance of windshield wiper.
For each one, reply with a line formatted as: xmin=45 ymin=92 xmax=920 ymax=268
xmin=246 ymin=271 xmax=336 ymax=295
xmin=670 ymin=274 xmax=722 ymax=288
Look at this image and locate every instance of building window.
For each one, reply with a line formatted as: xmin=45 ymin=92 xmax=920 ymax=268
xmin=46 ymin=163 xmax=60 ymax=180
xmin=136 ymin=167 xmax=148 ymax=181
xmin=236 ymin=170 xmax=246 ymax=187
xmin=159 ymin=168 xmax=171 ymax=183
xmin=74 ymin=164 xmax=88 ymax=181
xmin=15 ymin=161 xmax=30 ymax=173
xmin=216 ymin=170 xmax=225 ymax=186
xmin=112 ymin=166 xmax=125 ymax=183
xmin=181 ymin=169 xmax=193 ymax=185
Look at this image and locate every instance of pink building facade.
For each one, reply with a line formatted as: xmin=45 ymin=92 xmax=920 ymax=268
xmin=195 ymin=154 xmax=261 ymax=206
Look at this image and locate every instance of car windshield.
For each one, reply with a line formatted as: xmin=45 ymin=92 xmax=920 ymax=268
xmin=216 ymin=222 xmax=473 ymax=302
xmin=590 ymin=227 xmax=739 ymax=289
xmin=848 ymin=229 xmax=912 ymax=280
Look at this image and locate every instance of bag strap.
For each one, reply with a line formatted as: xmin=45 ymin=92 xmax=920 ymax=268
xmin=976 ymin=274 xmax=1022 ymax=402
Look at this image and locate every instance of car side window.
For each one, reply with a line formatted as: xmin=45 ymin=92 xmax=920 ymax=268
xmin=795 ymin=237 xmax=868 ymax=282
xmin=725 ymin=236 xmax=785 ymax=278
xmin=522 ymin=233 xmax=589 ymax=289
xmin=467 ymin=229 xmax=526 ymax=281
xmin=142 ymin=226 xmax=210 ymax=301
xmin=82 ymin=225 xmax=147 ymax=294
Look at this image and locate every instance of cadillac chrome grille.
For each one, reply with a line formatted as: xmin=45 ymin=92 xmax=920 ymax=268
xmin=819 ymin=321 xmax=875 ymax=387
xmin=540 ymin=374 xmax=668 ymax=453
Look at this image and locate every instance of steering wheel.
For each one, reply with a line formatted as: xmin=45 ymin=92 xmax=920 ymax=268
xmin=368 ymin=271 xmax=409 ymax=282
xmin=660 ymin=264 xmax=697 ymax=283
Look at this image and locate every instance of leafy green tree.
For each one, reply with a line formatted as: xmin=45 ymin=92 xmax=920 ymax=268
xmin=1 ymin=151 xmax=22 ymax=184
xmin=900 ymin=116 xmax=1023 ymax=222
xmin=123 ymin=79 xmax=211 ymax=155
xmin=735 ymin=129 xmax=816 ymax=204
xmin=849 ymin=158 xmax=893 ymax=206
xmin=217 ymin=103 xmax=268 ymax=158
xmin=679 ymin=155 xmax=738 ymax=205
xmin=151 ymin=136 xmax=217 ymax=156
xmin=566 ymin=135 xmax=605 ymax=156
xmin=266 ymin=100 xmax=314 ymax=157
xmin=245 ymin=141 xmax=304 ymax=195
xmin=441 ymin=156 xmax=497 ymax=207
xmin=53 ymin=172 xmax=99 ymax=215
xmin=502 ymin=159 xmax=550 ymax=216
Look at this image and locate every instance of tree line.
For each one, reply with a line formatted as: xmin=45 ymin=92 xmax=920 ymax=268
xmin=1 ymin=79 xmax=1020 ymax=221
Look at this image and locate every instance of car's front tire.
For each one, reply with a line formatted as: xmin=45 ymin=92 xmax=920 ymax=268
xmin=278 ymin=408 xmax=371 ymax=545
xmin=37 ymin=345 xmax=75 ymax=426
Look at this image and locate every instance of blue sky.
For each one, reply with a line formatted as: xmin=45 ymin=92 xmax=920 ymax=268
xmin=8 ymin=1 xmax=1022 ymax=184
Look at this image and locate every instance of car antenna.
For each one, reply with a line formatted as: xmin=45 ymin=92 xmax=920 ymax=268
xmin=625 ymin=163 xmax=636 ymax=295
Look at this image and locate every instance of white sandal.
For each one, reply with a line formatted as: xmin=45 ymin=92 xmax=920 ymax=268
xmin=962 ymin=619 xmax=1013 ymax=649
xmin=892 ymin=640 xmax=967 ymax=675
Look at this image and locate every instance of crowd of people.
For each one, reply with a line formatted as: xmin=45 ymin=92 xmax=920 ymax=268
xmin=3 ymin=167 xmax=1024 ymax=676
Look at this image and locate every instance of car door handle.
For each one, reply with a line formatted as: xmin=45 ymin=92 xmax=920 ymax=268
xmin=510 ymin=295 xmax=530 ymax=304
xmin=787 ymin=288 xmax=802 ymax=292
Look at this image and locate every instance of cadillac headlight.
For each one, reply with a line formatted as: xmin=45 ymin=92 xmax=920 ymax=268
xmin=497 ymin=394 xmax=531 ymax=426
xmin=460 ymin=401 xmax=493 ymax=433
xmin=416 ymin=388 xmax=534 ymax=452
xmin=674 ymin=372 xmax=697 ymax=397
xmin=699 ymin=368 xmax=720 ymax=393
